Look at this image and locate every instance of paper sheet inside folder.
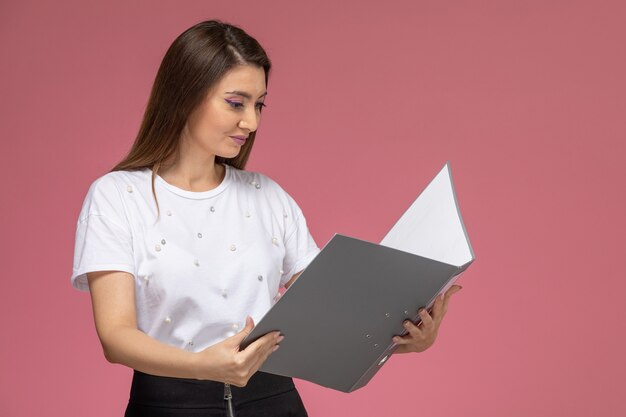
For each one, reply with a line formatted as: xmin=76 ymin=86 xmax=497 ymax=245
xmin=380 ymin=162 xmax=474 ymax=268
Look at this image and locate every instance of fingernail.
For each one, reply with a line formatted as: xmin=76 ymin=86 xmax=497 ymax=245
xmin=277 ymin=335 xmax=285 ymax=343
xmin=273 ymin=345 xmax=280 ymax=352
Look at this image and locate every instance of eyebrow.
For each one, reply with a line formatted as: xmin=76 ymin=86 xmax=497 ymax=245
xmin=225 ymin=90 xmax=268 ymax=100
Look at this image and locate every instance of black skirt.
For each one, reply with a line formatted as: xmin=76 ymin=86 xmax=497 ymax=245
xmin=125 ymin=370 xmax=308 ymax=417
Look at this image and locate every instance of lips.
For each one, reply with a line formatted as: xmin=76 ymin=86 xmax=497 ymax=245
xmin=230 ymin=136 xmax=247 ymax=146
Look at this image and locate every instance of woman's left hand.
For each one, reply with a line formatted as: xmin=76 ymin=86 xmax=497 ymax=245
xmin=392 ymin=285 xmax=462 ymax=354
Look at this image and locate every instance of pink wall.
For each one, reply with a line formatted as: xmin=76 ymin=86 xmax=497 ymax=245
xmin=1 ymin=0 xmax=625 ymax=415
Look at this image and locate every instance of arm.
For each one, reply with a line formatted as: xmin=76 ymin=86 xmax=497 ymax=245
xmin=392 ymin=285 xmax=462 ymax=354
xmin=87 ymin=271 xmax=282 ymax=386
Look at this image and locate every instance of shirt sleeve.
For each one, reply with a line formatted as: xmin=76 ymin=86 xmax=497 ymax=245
xmin=71 ymin=175 xmax=135 ymax=292
xmin=280 ymin=193 xmax=320 ymax=286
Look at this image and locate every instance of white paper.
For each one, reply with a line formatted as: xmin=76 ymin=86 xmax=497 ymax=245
xmin=380 ymin=163 xmax=474 ymax=267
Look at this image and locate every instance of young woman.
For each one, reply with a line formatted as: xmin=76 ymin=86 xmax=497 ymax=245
xmin=71 ymin=20 xmax=460 ymax=417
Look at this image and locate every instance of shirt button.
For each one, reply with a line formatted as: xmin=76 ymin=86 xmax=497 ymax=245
xmin=161 ymin=239 xmax=166 ymax=245
xmin=155 ymin=244 xmax=161 ymax=252
xmin=221 ymin=290 xmax=228 ymax=298
xmin=258 ymin=275 xmax=263 ymax=282
xmin=197 ymin=233 xmax=203 ymax=238
xmin=232 ymin=323 xmax=239 ymax=330
xmin=194 ymin=259 xmax=200 ymax=267
xmin=272 ymin=237 xmax=279 ymax=245
xmin=230 ymin=244 xmax=236 ymax=251
xmin=164 ymin=317 xmax=171 ymax=323
xmin=166 ymin=210 xmax=172 ymax=216
xmin=126 ymin=185 xmax=133 ymax=193
xmin=279 ymin=269 xmax=284 ymax=275
xmin=210 ymin=206 xmax=215 ymax=212
xmin=143 ymin=275 xmax=150 ymax=282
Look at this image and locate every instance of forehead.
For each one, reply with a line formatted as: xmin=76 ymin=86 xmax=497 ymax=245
xmin=214 ymin=65 xmax=266 ymax=96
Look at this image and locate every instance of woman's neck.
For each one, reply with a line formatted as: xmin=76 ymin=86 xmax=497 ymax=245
xmin=158 ymin=155 xmax=226 ymax=193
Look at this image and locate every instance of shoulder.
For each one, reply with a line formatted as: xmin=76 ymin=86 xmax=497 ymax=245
xmin=226 ymin=166 xmax=307 ymax=224
xmin=87 ymin=169 xmax=151 ymax=196
xmin=227 ymin=166 xmax=294 ymax=201
xmin=79 ymin=169 xmax=151 ymax=220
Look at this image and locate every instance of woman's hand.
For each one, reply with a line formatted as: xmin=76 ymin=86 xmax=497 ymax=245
xmin=194 ymin=316 xmax=282 ymax=386
xmin=392 ymin=285 xmax=462 ymax=354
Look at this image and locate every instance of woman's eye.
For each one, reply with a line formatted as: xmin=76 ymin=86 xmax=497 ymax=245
xmin=225 ymin=99 xmax=244 ymax=108
xmin=225 ymin=99 xmax=266 ymax=111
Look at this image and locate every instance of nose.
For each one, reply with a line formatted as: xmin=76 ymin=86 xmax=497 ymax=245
xmin=238 ymin=106 xmax=260 ymax=132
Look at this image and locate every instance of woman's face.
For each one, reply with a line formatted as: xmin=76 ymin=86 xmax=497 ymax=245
xmin=181 ymin=65 xmax=267 ymax=160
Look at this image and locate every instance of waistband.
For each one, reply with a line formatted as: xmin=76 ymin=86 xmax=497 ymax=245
xmin=128 ymin=370 xmax=297 ymax=408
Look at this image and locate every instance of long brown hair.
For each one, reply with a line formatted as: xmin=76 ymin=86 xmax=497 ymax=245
xmin=112 ymin=20 xmax=271 ymax=207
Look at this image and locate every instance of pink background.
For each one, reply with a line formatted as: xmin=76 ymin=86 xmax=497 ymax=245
xmin=1 ymin=0 xmax=625 ymax=416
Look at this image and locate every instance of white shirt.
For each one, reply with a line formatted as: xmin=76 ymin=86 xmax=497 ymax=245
xmin=71 ymin=165 xmax=320 ymax=351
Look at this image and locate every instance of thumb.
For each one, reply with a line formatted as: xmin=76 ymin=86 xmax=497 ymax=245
xmin=230 ymin=315 xmax=255 ymax=345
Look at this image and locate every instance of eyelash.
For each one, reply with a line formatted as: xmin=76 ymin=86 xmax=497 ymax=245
xmin=225 ymin=99 xmax=267 ymax=111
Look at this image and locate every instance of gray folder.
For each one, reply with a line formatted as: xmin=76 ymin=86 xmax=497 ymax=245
xmin=241 ymin=162 xmax=475 ymax=392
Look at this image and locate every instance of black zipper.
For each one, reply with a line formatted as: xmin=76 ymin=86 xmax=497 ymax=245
xmin=224 ymin=382 xmax=235 ymax=417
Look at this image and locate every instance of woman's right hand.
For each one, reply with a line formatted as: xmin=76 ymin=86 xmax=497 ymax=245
xmin=194 ymin=316 xmax=283 ymax=387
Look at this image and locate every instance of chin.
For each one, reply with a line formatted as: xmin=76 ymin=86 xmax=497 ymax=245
xmin=218 ymin=147 xmax=242 ymax=160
